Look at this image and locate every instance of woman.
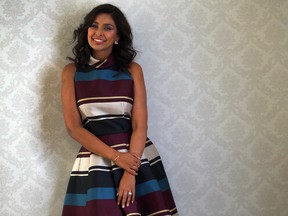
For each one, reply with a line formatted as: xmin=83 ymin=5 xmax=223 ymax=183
xmin=61 ymin=4 xmax=178 ymax=216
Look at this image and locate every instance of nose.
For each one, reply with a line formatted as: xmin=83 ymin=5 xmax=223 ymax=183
xmin=94 ymin=28 xmax=103 ymax=36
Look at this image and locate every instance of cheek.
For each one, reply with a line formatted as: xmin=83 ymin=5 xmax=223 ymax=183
xmin=105 ymin=29 xmax=116 ymax=37
xmin=87 ymin=29 xmax=93 ymax=37
xmin=109 ymin=32 xmax=118 ymax=41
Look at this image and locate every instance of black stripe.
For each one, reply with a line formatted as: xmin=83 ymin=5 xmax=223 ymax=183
xmin=82 ymin=114 xmax=131 ymax=125
xmin=149 ymin=156 xmax=161 ymax=165
xmin=83 ymin=118 xmax=132 ymax=136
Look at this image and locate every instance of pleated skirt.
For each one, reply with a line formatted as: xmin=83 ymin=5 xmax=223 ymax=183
xmin=62 ymin=133 xmax=178 ymax=216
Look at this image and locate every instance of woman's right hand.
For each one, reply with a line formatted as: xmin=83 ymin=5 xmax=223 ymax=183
xmin=114 ymin=152 xmax=141 ymax=176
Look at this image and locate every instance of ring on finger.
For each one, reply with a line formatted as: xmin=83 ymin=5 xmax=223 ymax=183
xmin=128 ymin=191 xmax=132 ymax=196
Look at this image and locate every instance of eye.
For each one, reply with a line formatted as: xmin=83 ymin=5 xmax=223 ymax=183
xmin=104 ymin=26 xmax=112 ymax=31
xmin=91 ymin=23 xmax=98 ymax=28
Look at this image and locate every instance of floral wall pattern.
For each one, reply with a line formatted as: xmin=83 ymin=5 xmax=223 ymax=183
xmin=1 ymin=0 xmax=288 ymax=215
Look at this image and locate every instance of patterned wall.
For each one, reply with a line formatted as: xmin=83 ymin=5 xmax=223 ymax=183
xmin=1 ymin=0 xmax=288 ymax=215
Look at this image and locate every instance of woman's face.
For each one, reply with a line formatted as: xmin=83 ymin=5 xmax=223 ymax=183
xmin=87 ymin=13 xmax=119 ymax=59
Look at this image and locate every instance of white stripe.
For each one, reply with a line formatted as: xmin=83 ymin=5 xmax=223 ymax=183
xmin=89 ymin=168 xmax=111 ymax=172
xmin=72 ymin=155 xmax=111 ymax=172
xmin=88 ymin=55 xmax=102 ymax=66
xmin=147 ymin=209 xmax=171 ymax=216
xmin=71 ymin=145 xmax=160 ymax=173
xmin=71 ymin=173 xmax=88 ymax=176
xmin=79 ymin=101 xmax=132 ymax=120
xmin=71 ymin=167 xmax=122 ymax=176
xmin=141 ymin=161 xmax=150 ymax=165
xmin=112 ymin=166 xmax=122 ymax=171
xmin=78 ymin=152 xmax=90 ymax=155
xmin=141 ymin=143 xmax=160 ymax=162
xmin=150 ymin=158 xmax=162 ymax=166
xmin=111 ymin=143 xmax=129 ymax=148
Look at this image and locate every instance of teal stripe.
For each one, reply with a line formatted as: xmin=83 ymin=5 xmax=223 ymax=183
xmin=64 ymin=179 xmax=170 ymax=206
xmin=87 ymin=187 xmax=116 ymax=201
xmin=136 ymin=178 xmax=170 ymax=197
xmin=159 ymin=178 xmax=170 ymax=191
xmin=64 ymin=187 xmax=116 ymax=206
xmin=75 ymin=69 xmax=132 ymax=81
xmin=64 ymin=193 xmax=86 ymax=206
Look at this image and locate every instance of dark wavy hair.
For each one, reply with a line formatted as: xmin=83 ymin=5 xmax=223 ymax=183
xmin=67 ymin=4 xmax=137 ymax=70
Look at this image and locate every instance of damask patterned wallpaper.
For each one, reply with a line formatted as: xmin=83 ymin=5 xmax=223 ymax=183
xmin=1 ymin=0 xmax=288 ymax=215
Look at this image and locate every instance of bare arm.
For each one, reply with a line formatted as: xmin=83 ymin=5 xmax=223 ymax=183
xmin=117 ymin=62 xmax=148 ymax=208
xmin=61 ymin=63 xmax=139 ymax=175
xmin=129 ymin=62 xmax=148 ymax=158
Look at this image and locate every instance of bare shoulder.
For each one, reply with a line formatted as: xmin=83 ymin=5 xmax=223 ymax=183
xmin=128 ymin=62 xmax=143 ymax=78
xmin=62 ymin=63 xmax=77 ymax=80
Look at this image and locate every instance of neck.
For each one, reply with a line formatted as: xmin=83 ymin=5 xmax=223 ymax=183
xmin=92 ymin=50 xmax=112 ymax=61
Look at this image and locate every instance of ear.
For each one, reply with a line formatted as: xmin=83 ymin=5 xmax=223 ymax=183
xmin=114 ymin=36 xmax=120 ymax=45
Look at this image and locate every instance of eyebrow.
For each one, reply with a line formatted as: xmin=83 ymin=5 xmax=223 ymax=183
xmin=93 ymin=21 xmax=115 ymax=28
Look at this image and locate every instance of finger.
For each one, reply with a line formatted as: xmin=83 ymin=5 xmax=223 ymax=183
xmin=121 ymin=192 xmax=128 ymax=208
xmin=127 ymin=168 xmax=137 ymax=176
xmin=131 ymin=155 xmax=140 ymax=164
xmin=126 ymin=191 xmax=132 ymax=207
xmin=131 ymin=190 xmax=135 ymax=204
xmin=132 ymin=153 xmax=141 ymax=160
xmin=133 ymin=159 xmax=141 ymax=167
xmin=136 ymin=159 xmax=141 ymax=167
xmin=131 ymin=165 xmax=139 ymax=172
xmin=117 ymin=191 xmax=123 ymax=206
xmin=136 ymin=157 xmax=141 ymax=164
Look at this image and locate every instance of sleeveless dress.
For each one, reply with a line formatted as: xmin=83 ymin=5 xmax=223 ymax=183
xmin=62 ymin=55 xmax=178 ymax=216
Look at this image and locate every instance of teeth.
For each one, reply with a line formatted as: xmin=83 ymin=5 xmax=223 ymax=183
xmin=94 ymin=39 xmax=104 ymax=42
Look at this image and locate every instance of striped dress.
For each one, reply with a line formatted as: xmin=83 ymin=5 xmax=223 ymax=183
xmin=62 ymin=55 xmax=178 ymax=216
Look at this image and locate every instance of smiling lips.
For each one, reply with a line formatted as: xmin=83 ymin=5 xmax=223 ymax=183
xmin=93 ymin=38 xmax=105 ymax=44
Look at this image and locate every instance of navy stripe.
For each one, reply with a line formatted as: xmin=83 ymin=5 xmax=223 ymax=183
xmin=83 ymin=118 xmax=132 ymax=136
xmin=75 ymin=69 xmax=132 ymax=82
xmin=71 ymin=165 xmax=112 ymax=175
xmin=66 ymin=171 xmax=119 ymax=194
xmin=149 ymin=156 xmax=161 ymax=165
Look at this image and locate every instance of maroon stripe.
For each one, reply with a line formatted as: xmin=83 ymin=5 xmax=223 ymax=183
xmin=162 ymin=190 xmax=178 ymax=214
xmin=77 ymin=133 xmax=131 ymax=153
xmin=78 ymin=135 xmax=153 ymax=153
xmin=62 ymin=200 xmax=123 ymax=216
xmin=75 ymin=79 xmax=134 ymax=102
xmin=146 ymin=138 xmax=153 ymax=147
xmin=136 ymin=190 xmax=178 ymax=215
xmin=76 ymin=153 xmax=91 ymax=158
xmin=78 ymin=133 xmax=131 ymax=150
xmin=62 ymin=193 xmax=177 ymax=216
xmin=99 ymin=133 xmax=131 ymax=147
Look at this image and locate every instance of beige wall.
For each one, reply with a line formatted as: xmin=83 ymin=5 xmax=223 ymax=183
xmin=1 ymin=0 xmax=288 ymax=215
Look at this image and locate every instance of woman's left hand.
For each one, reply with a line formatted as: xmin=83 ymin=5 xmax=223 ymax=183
xmin=117 ymin=171 xmax=136 ymax=208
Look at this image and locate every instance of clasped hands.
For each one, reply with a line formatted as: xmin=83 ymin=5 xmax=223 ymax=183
xmin=114 ymin=152 xmax=141 ymax=208
xmin=114 ymin=152 xmax=141 ymax=176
